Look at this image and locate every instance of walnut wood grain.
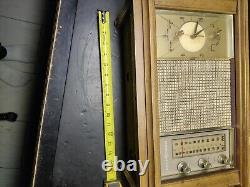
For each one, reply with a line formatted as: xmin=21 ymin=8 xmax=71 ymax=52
xmin=161 ymin=170 xmax=240 ymax=187
xmin=132 ymin=0 xmax=149 ymax=186
xmin=234 ymin=0 xmax=250 ymax=186
xmin=154 ymin=0 xmax=237 ymax=14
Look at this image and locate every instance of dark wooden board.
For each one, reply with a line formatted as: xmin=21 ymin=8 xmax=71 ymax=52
xmin=32 ymin=0 xmax=77 ymax=186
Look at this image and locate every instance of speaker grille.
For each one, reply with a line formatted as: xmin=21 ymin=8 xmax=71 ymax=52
xmin=157 ymin=60 xmax=232 ymax=135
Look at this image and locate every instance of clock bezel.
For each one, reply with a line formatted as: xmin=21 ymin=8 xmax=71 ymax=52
xmin=155 ymin=9 xmax=234 ymax=60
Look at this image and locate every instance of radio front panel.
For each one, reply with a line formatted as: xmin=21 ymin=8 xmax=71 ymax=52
xmin=160 ymin=129 xmax=234 ymax=179
xmin=155 ymin=9 xmax=235 ymax=180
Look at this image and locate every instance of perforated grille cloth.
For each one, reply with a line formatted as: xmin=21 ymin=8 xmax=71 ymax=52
xmin=157 ymin=60 xmax=232 ymax=135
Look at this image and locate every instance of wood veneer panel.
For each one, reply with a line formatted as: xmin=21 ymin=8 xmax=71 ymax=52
xmin=161 ymin=171 xmax=240 ymax=187
xmin=155 ymin=0 xmax=237 ymax=14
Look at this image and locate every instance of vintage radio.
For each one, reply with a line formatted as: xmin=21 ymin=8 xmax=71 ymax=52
xmin=156 ymin=10 xmax=235 ymax=179
xmin=119 ymin=0 xmax=249 ymax=187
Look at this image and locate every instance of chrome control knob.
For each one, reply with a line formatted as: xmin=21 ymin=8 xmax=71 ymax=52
xmin=198 ymin=158 xmax=211 ymax=169
xmin=177 ymin=161 xmax=191 ymax=174
xmin=218 ymin=154 xmax=233 ymax=166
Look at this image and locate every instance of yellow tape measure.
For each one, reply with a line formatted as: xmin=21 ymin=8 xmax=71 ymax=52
xmin=98 ymin=11 xmax=120 ymax=185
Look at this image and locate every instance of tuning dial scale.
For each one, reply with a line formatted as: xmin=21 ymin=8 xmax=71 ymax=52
xmin=160 ymin=130 xmax=233 ymax=179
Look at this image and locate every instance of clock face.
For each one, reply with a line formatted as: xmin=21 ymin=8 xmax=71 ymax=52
xmin=156 ymin=10 xmax=234 ymax=59
xmin=179 ymin=22 xmax=206 ymax=52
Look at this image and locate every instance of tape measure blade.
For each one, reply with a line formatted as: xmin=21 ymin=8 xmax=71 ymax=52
xmin=98 ymin=11 xmax=117 ymax=182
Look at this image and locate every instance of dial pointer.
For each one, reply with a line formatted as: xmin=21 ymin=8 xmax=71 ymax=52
xmin=191 ymin=28 xmax=205 ymax=39
xmin=194 ymin=21 xmax=199 ymax=34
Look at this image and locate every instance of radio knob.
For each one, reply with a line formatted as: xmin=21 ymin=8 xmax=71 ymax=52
xmin=177 ymin=161 xmax=191 ymax=174
xmin=218 ymin=154 xmax=233 ymax=166
xmin=198 ymin=158 xmax=211 ymax=169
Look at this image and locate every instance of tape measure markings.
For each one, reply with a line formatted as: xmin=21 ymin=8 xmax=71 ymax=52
xmin=98 ymin=10 xmax=117 ymax=182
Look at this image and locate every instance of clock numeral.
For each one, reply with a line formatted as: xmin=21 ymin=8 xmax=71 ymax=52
xmin=169 ymin=41 xmax=174 ymax=52
xmin=198 ymin=18 xmax=204 ymax=22
xmin=211 ymin=44 xmax=216 ymax=52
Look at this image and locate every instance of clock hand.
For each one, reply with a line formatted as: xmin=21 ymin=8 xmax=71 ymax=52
xmin=194 ymin=21 xmax=199 ymax=35
xmin=191 ymin=28 xmax=205 ymax=39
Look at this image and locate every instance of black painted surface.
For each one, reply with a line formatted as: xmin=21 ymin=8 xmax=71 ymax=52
xmin=52 ymin=0 xmax=126 ymax=186
xmin=32 ymin=0 xmax=78 ymax=186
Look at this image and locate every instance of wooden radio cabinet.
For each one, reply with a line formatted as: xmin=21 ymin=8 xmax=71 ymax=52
xmin=120 ymin=0 xmax=249 ymax=186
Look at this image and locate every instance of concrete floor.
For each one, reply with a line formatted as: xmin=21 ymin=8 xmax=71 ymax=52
xmin=0 ymin=0 xmax=49 ymax=186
